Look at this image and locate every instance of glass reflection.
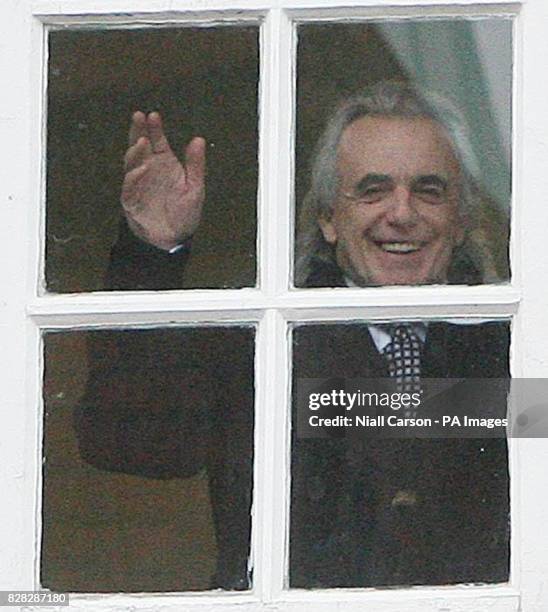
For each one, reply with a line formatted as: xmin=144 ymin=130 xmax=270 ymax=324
xmin=42 ymin=327 xmax=254 ymax=592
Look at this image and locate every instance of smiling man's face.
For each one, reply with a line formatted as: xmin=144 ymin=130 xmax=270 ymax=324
xmin=319 ymin=116 xmax=465 ymax=286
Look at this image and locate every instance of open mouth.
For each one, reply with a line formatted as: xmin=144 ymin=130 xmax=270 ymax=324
xmin=375 ymin=241 xmax=423 ymax=254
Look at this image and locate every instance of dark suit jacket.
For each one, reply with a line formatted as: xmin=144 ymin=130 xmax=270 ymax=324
xmin=291 ymin=320 xmax=509 ymax=588
xmin=75 ymin=224 xmax=510 ymax=590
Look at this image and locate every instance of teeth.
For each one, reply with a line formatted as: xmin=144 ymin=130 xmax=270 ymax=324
xmin=379 ymin=242 xmax=421 ymax=253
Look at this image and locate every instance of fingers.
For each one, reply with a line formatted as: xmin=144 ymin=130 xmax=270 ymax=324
xmin=128 ymin=111 xmax=147 ymax=147
xmin=185 ymin=136 xmax=206 ymax=190
xmin=124 ymin=137 xmax=153 ymax=172
xmin=147 ymin=112 xmax=171 ymax=154
xmin=128 ymin=111 xmax=171 ymax=155
xmin=120 ymin=164 xmax=148 ymax=208
xmin=125 ymin=111 xmax=205 ymax=193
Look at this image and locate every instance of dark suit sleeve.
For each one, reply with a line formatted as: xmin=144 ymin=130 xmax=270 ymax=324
xmin=290 ymin=327 xmax=358 ymax=588
xmin=74 ymin=219 xmax=210 ymax=478
xmin=106 ymin=218 xmax=192 ymax=291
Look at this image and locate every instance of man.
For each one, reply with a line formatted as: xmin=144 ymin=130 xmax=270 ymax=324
xmin=295 ymin=81 xmax=504 ymax=288
xmin=76 ymin=81 xmax=509 ymax=590
xmin=290 ymin=83 xmax=509 ymax=587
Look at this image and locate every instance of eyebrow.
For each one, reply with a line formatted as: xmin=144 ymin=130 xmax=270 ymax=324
xmin=410 ymin=175 xmax=449 ymax=191
xmin=353 ymin=173 xmax=449 ymax=193
xmin=354 ymin=174 xmax=392 ymax=192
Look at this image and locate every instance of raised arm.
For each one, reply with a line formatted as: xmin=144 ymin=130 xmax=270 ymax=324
xmin=75 ymin=113 xmax=211 ymax=476
xmin=121 ymin=111 xmax=206 ymax=251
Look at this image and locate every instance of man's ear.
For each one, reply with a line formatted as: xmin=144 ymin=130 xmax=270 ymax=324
xmin=318 ymin=215 xmax=338 ymax=245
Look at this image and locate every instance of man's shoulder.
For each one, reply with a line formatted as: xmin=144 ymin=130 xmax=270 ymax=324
xmin=426 ymin=320 xmax=510 ymax=378
xmin=304 ymin=258 xmax=346 ymax=288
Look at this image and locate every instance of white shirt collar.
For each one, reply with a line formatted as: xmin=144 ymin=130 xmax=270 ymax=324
xmin=368 ymin=322 xmax=427 ymax=353
xmin=343 ymin=276 xmax=427 ymax=352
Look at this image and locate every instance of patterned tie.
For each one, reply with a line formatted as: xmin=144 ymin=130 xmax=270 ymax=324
xmin=382 ymin=324 xmax=422 ymax=417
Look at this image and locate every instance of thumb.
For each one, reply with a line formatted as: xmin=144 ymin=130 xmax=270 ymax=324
xmin=185 ymin=137 xmax=206 ymax=190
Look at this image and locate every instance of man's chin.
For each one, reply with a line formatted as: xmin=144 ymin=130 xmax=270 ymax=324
xmin=349 ymin=267 xmax=446 ymax=287
xmin=337 ymin=253 xmax=448 ymax=287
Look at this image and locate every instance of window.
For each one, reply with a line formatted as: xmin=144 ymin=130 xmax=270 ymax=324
xmin=3 ymin=0 xmax=548 ymax=611
xmin=46 ymin=26 xmax=259 ymax=292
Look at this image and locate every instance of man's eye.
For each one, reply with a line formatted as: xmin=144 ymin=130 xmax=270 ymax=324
xmin=358 ymin=186 xmax=388 ymax=202
xmin=414 ymin=186 xmax=444 ymax=202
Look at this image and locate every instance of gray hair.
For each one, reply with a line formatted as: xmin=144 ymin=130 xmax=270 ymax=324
xmin=294 ymin=80 xmax=492 ymax=286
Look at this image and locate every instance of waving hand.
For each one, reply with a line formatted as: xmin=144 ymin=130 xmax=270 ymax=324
xmin=121 ymin=111 xmax=206 ymax=251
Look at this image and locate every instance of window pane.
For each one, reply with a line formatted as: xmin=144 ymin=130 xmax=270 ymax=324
xmin=46 ymin=27 xmax=258 ymax=292
xmin=42 ymin=327 xmax=255 ymax=592
xmin=294 ymin=19 xmax=511 ymax=288
xmin=290 ymin=319 xmax=510 ymax=588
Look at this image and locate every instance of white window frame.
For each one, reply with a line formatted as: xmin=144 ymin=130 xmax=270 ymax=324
xmin=2 ymin=0 xmax=548 ymax=610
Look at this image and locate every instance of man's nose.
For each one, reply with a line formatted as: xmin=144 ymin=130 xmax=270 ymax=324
xmin=385 ymin=185 xmax=419 ymax=226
